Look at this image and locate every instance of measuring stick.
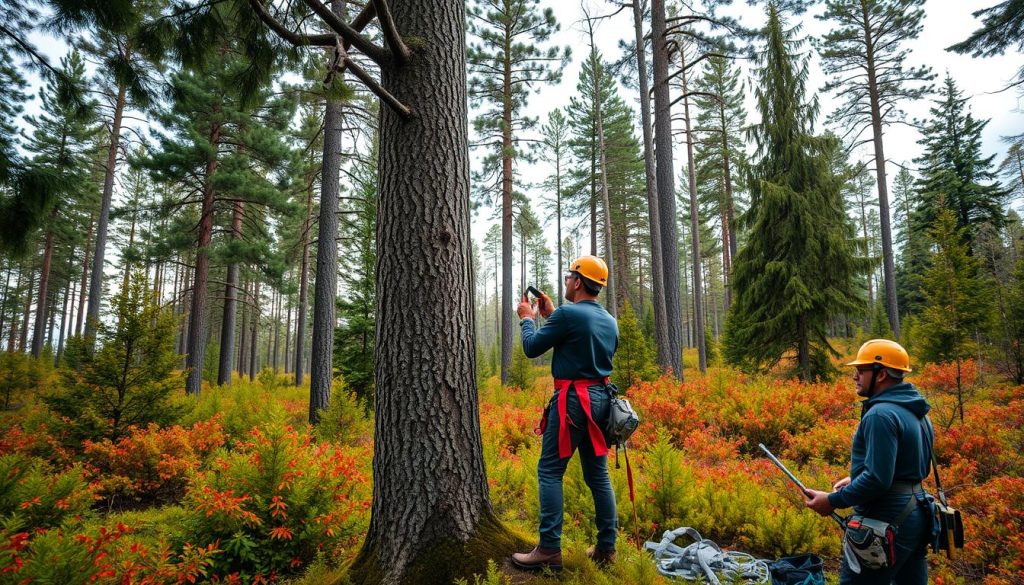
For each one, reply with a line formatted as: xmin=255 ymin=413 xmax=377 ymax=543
xmin=758 ymin=443 xmax=846 ymax=528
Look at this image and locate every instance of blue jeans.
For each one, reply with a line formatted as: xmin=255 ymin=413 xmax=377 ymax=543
xmin=839 ymin=496 xmax=932 ymax=585
xmin=537 ymin=385 xmax=617 ymax=551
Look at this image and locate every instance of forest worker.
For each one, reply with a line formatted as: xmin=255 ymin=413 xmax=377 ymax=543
xmin=804 ymin=339 xmax=936 ymax=585
xmin=510 ymin=255 xmax=620 ymax=571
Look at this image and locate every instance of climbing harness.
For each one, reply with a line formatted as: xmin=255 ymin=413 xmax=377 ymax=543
xmin=644 ymin=527 xmax=771 ymax=584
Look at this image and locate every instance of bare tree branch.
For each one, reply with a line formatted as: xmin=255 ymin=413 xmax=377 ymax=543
xmin=370 ymin=0 xmax=411 ymax=64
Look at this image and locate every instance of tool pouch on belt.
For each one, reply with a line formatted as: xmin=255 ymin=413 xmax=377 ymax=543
xmin=842 ymin=515 xmax=898 ymax=572
xmin=604 ymin=383 xmax=639 ymax=447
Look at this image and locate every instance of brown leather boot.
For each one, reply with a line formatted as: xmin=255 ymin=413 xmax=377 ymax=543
xmin=586 ymin=546 xmax=617 ymax=566
xmin=510 ymin=546 xmax=563 ymax=571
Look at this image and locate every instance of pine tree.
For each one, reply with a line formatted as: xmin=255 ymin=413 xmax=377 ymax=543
xmin=891 ymin=166 xmax=917 ymax=251
xmin=817 ymin=0 xmax=935 ymax=339
xmin=467 ymin=0 xmax=569 ymax=385
xmin=47 ymin=271 xmax=184 ymax=441
xmin=613 ymin=299 xmax=658 ymax=391
xmin=538 ymin=109 xmax=570 ymax=305
xmin=998 ymin=136 xmax=1024 ymax=202
xmin=916 ymin=208 xmax=990 ymax=422
xmin=693 ymin=54 xmax=747 ymax=312
xmin=23 ymin=50 xmax=98 ymax=358
xmin=725 ymin=2 xmax=869 ymax=380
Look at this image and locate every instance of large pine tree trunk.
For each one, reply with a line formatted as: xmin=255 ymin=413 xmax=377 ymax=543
xmin=863 ymin=6 xmax=900 ymax=339
xmin=218 ymin=201 xmax=244 ymax=385
xmin=632 ymin=0 xmax=670 ymax=370
xmin=347 ymin=1 xmax=517 ymax=582
xmin=7 ymin=267 xmax=22 ymax=352
xmin=499 ymin=32 xmax=515 ymax=386
xmin=720 ymin=103 xmax=736 ymax=310
xmin=309 ymin=22 xmax=345 ymax=422
xmin=184 ymin=123 xmax=221 ymax=395
xmin=19 ymin=266 xmax=35 ymax=352
xmin=295 ymin=180 xmax=313 ymax=385
xmin=680 ymin=52 xmax=706 ymax=372
xmin=249 ymin=278 xmax=259 ymax=380
xmin=85 ymin=82 xmax=127 ymax=344
xmin=651 ymin=0 xmax=683 ymax=378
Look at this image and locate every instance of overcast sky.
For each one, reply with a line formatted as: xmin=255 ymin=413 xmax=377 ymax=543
xmin=16 ymin=1 xmax=1024 ymax=290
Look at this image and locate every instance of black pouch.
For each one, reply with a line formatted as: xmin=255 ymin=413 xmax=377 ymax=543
xmin=769 ymin=553 xmax=825 ymax=585
xmin=934 ymin=500 xmax=965 ymax=559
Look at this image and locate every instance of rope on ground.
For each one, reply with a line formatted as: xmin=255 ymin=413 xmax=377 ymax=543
xmin=643 ymin=527 xmax=771 ymax=584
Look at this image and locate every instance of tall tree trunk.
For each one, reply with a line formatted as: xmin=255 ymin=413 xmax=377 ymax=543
xmin=7 ymin=267 xmax=23 ymax=352
xmin=272 ymin=288 xmax=280 ymax=371
xmin=238 ymin=280 xmax=249 ymax=377
xmin=720 ymin=102 xmax=736 ymax=310
xmin=0 ymin=264 xmax=10 ymax=351
xmin=589 ymin=48 xmax=616 ymax=318
xmin=75 ymin=216 xmax=93 ymax=338
xmin=556 ymin=153 xmax=564 ymax=306
xmin=19 ymin=265 xmax=35 ymax=353
xmin=632 ymin=0 xmax=670 ymax=370
xmin=499 ymin=45 xmax=514 ymax=385
xmin=249 ymin=278 xmax=259 ymax=381
xmin=55 ymin=272 xmax=71 ymax=366
xmin=184 ymin=122 xmax=221 ymax=395
xmin=862 ymin=4 xmax=900 ymax=339
xmin=295 ymin=180 xmax=313 ymax=385
xmin=58 ymin=264 xmax=74 ymax=366
xmin=651 ymin=0 xmax=683 ymax=377
xmin=284 ymin=287 xmax=292 ymax=374
xmin=859 ymin=192 xmax=874 ymax=320
xmin=85 ymin=81 xmax=128 ymax=345
xmin=31 ymin=212 xmax=58 ymax=358
xmin=218 ymin=200 xmax=244 ymax=385
xmin=309 ymin=1 xmax=346 ymax=422
xmin=348 ymin=1 xmax=513 ymax=582
xmin=680 ymin=49 xmax=706 ymax=372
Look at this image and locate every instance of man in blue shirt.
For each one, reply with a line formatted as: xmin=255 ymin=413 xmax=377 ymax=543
xmin=511 ymin=255 xmax=619 ymax=571
xmin=805 ymin=339 xmax=935 ymax=585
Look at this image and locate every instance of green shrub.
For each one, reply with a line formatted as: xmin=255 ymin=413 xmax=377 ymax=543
xmin=46 ymin=274 xmax=185 ymax=442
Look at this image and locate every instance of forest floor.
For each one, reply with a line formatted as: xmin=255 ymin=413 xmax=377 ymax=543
xmin=1 ymin=345 xmax=1021 ymax=584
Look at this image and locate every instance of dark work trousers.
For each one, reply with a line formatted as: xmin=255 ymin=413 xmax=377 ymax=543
xmin=536 ymin=384 xmax=617 ymax=551
xmin=839 ymin=496 xmax=932 ymax=585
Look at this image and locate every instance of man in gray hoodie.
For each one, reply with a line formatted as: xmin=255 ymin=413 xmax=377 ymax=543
xmin=805 ymin=339 xmax=935 ymax=585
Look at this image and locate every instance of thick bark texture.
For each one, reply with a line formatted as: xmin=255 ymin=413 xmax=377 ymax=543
xmin=85 ymin=82 xmax=127 ymax=344
xmin=347 ymin=1 xmax=517 ymax=582
xmin=217 ymin=201 xmax=244 ymax=385
xmin=309 ymin=34 xmax=345 ymax=423
xmin=499 ymin=91 xmax=513 ymax=384
xmin=632 ymin=0 xmax=670 ymax=370
xmin=184 ymin=123 xmax=220 ymax=396
xmin=651 ymin=0 xmax=683 ymax=377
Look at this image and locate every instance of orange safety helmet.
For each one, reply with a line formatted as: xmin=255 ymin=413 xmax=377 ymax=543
xmin=568 ymin=255 xmax=609 ymax=286
xmin=847 ymin=339 xmax=912 ymax=373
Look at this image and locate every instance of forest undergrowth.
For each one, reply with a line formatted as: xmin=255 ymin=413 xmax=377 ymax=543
xmin=1 ymin=347 xmax=1022 ymax=584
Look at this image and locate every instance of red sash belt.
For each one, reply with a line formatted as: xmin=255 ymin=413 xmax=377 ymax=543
xmin=552 ymin=377 xmax=609 ymax=459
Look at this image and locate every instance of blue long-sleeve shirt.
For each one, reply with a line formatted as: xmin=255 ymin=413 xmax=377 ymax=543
xmin=828 ymin=383 xmax=933 ymax=516
xmin=520 ymin=300 xmax=618 ymax=380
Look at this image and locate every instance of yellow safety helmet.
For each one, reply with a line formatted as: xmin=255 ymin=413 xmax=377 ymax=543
xmin=568 ymin=255 xmax=609 ymax=286
xmin=847 ymin=339 xmax=912 ymax=373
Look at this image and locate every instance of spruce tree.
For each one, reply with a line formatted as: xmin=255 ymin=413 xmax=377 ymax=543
xmin=613 ymin=299 xmax=658 ymax=391
xmin=724 ymin=2 xmax=869 ymax=380
xmin=913 ymin=75 xmax=1007 ymax=247
xmin=916 ymin=208 xmax=990 ymax=422
xmin=467 ymin=0 xmax=569 ymax=385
